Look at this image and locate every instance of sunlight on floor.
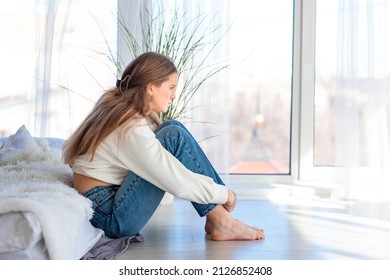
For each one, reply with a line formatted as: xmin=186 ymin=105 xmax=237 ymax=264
xmin=118 ymin=184 xmax=390 ymax=260
xmin=265 ymin=185 xmax=390 ymax=260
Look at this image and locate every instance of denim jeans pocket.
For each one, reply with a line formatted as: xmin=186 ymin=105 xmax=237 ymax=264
xmin=84 ymin=186 xmax=117 ymax=217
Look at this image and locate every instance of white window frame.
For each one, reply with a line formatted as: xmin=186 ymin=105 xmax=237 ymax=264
xmin=298 ymin=0 xmax=342 ymax=187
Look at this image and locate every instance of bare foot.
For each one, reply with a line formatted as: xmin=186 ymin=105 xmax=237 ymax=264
xmin=205 ymin=217 xmax=262 ymax=234
xmin=204 ymin=205 xmax=265 ymax=241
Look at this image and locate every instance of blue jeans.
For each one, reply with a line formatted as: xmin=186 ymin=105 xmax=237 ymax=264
xmin=83 ymin=120 xmax=225 ymax=238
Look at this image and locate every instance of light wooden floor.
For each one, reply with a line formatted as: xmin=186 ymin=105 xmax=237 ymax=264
xmin=118 ymin=189 xmax=390 ymax=260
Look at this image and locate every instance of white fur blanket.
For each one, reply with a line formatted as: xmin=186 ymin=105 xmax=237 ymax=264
xmin=0 ymin=133 xmax=93 ymax=259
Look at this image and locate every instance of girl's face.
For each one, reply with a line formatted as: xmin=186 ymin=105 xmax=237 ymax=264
xmin=148 ymin=73 xmax=177 ymax=113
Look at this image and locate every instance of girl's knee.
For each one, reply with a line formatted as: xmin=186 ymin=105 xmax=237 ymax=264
xmin=163 ymin=119 xmax=185 ymax=129
xmin=155 ymin=121 xmax=190 ymax=144
xmin=157 ymin=122 xmax=184 ymax=136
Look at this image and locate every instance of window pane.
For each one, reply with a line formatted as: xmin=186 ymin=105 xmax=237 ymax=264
xmin=197 ymin=0 xmax=293 ymax=174
xmin=228 ymin=0 xmax=293 ymax=174
xmin=315 ymin=0 xmax=390 ymax=167
xmin=314 ymin=0 xmax=338 ymax=166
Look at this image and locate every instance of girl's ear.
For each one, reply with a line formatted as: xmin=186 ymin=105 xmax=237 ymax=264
xmin=146 ymin=83 xmax=154 ymax=96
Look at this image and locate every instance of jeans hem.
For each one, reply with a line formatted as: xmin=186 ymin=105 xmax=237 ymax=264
xmin=198 ymin=203 xmax=217 ymax=217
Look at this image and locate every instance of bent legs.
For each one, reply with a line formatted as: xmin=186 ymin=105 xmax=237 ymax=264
xmin=156 ymin=121 xmax=265 ymax=241
xmin=154 ymin=120 xmax=222 ymax=216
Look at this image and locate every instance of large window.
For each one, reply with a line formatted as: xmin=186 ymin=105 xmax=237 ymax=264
xmin=2 ymin=0 xmax=389 ymax=200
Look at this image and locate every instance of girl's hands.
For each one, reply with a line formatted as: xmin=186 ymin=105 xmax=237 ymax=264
xmin=223 ymin=189 xmax=237 ymax=212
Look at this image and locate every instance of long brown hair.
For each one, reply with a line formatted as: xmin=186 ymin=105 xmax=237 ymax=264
xmin=63 ymin=52 xmax=177 ymax=164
